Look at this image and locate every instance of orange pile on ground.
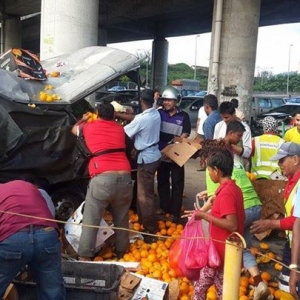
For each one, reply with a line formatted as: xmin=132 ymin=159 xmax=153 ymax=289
xmin=91 ymin=210 xmax=293 ymax=300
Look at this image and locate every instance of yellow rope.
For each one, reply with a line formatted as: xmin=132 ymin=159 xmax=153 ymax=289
xmin=1 ymin=209 xmax=299 ymax=273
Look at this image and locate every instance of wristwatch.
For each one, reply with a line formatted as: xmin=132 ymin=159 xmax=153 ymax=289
xmin=289 ymin=264 xmax=300 ymax=271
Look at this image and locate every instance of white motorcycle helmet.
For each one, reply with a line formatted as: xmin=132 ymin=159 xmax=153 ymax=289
xmin=161 ymin=86 xmax=181 ymax=105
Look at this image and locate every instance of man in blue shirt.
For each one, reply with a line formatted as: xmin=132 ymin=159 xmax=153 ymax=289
xmin=124 ymin=89 xmax=161 ymax=236
xmin=157 ymin=86 xmax=191 ymax=223
xmin=202 ymin=94 xmax=221 ymax=139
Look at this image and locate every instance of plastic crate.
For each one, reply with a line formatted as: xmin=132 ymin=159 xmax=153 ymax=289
xmin=13 ymin=261 xmax=125 ymax=300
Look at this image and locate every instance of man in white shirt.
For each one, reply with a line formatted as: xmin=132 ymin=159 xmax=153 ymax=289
xmin=214 ymin=102 xmax=252 ymax=163
xmin=196 ymin=106 xmax=208 ymax=141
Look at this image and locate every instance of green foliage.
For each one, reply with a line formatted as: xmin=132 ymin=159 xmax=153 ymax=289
xmin=125 ymin=62 xmax=300 ymax=94
xmin=253 ymin=72 xmax=300 ymax=93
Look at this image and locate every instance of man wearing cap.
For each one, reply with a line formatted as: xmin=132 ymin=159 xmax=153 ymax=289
xmin=284 ymin=111 xmax=300 ymax=144
xmin=124 ymin=89 xmax=161 ymax=239
xmin=251 ymin=116 xmax=285 ymax=179
xmin=251 ymin=142 xmax=300 ymax=293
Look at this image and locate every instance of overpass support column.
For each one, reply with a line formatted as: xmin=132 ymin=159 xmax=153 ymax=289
xmin=151 ymin=37 xmax=168 ymax=89
xmin=40 ymin=0 xmax=99 ymax=60
xmin=208 ymin=0 xmax=261 ymax=121
xmin=3 ymin=17 xmax=22 ymax=51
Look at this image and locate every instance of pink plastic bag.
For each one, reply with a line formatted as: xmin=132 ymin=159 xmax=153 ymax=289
xmin=207 ymin=239 xmax=221 ymax=268
xmin=179 ymin=213 xmax=208 ymax=280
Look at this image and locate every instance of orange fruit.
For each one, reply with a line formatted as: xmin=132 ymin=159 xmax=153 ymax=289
xmin=274 ymin=262 xmax=283 ymax=271
xmin=239 ymin=285 xmax=247 ymax=296
xmin=240 ymin=276 xmax=249 ymax=288
xmin=180 ymin=281 xmax=190 ymax=295
xmin=239 ymin=296 xmax=249 ymax=300
xmin=39 ymin=92 xmax=47 ymax=101
xmin=93 ymin=256 xmax=103 ymax=261
xmin=206 ymin=291 xmax=217 ymax=300
xmin=51 ymin=71 xmax=60 ymax=77
xmin=261 ymin=271 xmax=271 ymax=282
xmin=259 ymin=243 xmax=269 ymax=250
xmin=274 ymin=289 xmax=282 ymax=299
xmin=147 ymin=253 xmax=157 ymax=263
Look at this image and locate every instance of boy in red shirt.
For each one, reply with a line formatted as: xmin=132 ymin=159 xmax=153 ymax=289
xmin=184 ymin=150 xmax=245 ymax=299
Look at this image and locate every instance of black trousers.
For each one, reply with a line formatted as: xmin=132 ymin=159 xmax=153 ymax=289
xmin=157 ymin=161 xmax=184 ymax=218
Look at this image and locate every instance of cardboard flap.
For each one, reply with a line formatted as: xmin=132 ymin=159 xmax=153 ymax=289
xmin=121 ymin=272 xmax=142 ymax=291
xmin=161 ymin=140 xmax=201 ymax=167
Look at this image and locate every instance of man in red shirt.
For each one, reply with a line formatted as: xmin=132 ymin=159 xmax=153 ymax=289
xmin=72 ymin=103 xmax=133 ymax=260
xmin=0 ymin=180 xmax=65 ymax=299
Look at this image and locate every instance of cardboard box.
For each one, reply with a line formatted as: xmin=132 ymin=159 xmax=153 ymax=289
xmin=161 ymin=137 xmax=201 ymax=167
xmin=64 ymin=202 xmax=114 ymax=253
xmin=252 ymin=179 xmax=286 ymax=240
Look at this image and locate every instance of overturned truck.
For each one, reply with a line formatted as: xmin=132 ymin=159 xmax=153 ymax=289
xmin=0 ymin=46 xmax=143 ymax=220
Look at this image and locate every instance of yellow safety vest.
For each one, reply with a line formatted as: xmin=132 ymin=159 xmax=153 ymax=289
xmin=251 ymin=134 xmax=284 ymax=179
xmin=285 ymin=181 xmax=299 ymax=244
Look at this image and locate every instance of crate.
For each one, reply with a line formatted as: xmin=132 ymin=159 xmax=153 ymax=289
xmin=13 ymin=261 xmax=125 ymax=300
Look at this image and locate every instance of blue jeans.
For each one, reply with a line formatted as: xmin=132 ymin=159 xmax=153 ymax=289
xmin=0 ymin=226 xmax=65 ymax=299
xmin=243 ymin=205 xmax=262 ymax=270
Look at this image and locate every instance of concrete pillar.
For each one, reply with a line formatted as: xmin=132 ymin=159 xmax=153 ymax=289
xmin=98 ymin=29 xmax=107 ymax=46
xmin=40 ymin=0 xmax=99 ymax=60
xmin=151 ymin=37 xmax=168 ymax=89
xmin=208 ymin=0 xmax=261 ymax=122
xmin=3 ymin=17 xmax=22 ymax=51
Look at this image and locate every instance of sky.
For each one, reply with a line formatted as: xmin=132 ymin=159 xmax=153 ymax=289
xmin=109 ymin=23 xmax=300 ymax=76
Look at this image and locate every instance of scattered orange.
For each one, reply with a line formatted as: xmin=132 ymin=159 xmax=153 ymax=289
xmin=274 ymin=262 xmax=283 ymax=271
xmin=274 ymin=289 xmax=282 ymax=299
xmin=259 ymin=242 xmax=269 ymax=250
xmin=261 ymin=271 xmax=271 ymax=282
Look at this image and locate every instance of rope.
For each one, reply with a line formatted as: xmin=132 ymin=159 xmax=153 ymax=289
xmin=0 ymin=209 xmax=299 ymax=273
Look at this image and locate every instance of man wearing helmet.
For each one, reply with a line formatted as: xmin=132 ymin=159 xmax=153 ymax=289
xmin=251 ymin=116 xmax=284 ymax=179
xmin=157 ymin=86 xmax=191 ymax=223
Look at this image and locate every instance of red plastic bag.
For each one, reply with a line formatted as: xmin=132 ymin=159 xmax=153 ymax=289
xmin=207 ymin=239 xmax=221 ymax=268
xmin=179 ymin=213 xmax=208 ymax=280
xmin=168 ymin=239 xmax=183 ymax=277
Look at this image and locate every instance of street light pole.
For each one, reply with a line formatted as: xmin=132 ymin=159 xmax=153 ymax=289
xmin=194 ymin=34 xmax=200 ymax=80
xmin=286 ymin=44 xmax=293 ymax=95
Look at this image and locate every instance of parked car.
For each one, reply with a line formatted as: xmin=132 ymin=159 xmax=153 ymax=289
xmin=252 ymin=103 xmax=300 ymax=136
xmin=251 ymin=95 xmax=286 ymax=125
xmin=108 ymin=85 xmax=127 ymax=92
xmin=179 ymin=96 xmax=204 ymax=128
xmin=285 ymin=97 xmax=300 ymax=103
xmin=195 ymin=90 xmax=207 ymax=97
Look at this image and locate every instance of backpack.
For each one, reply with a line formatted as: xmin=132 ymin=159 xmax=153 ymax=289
xmin=71 ymin=126 xmax=125 ymax=178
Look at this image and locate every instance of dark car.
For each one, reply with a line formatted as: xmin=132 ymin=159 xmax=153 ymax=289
xmin=179 ymin=96 xmax=204 ymax=128
xmin=252 ymin=103 xmax=300 ymax=136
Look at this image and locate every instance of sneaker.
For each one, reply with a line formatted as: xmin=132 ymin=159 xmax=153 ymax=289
xmin=254 ymin=281 xmax=271 ymax=300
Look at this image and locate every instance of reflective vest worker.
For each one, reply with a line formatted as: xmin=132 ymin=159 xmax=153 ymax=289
xmin=251 ymin=116 xmax=285 ymax=179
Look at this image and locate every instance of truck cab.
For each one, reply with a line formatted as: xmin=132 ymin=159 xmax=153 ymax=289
xmin=0 ymin=46 xmax=143 ymax=220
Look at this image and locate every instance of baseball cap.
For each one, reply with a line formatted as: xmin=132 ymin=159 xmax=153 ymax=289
xmin=270 ymin=142 xmax=300 ymax=161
